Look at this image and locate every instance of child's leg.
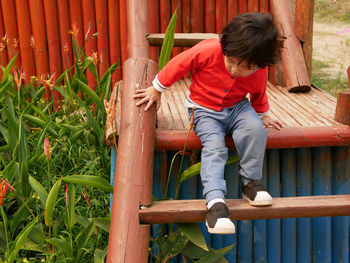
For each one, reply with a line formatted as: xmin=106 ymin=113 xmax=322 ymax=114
xmin=192 ymin=108 xmax=228 ymax=203
xmin=228 ymin=99 xmax=272 ymax=206
xmin=228 ymin=100 xmax=267 ymax=184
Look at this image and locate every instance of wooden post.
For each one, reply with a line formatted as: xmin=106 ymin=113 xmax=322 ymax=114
xmin=335 ymin=66 xmax=350 ymax=125
xmin=295 ymin=0 xmax=315 ymax=80
xmin=106 ymin=0 xmax=156 ymax=262
xmin=270 ymin=0 xmax=311 ymax=92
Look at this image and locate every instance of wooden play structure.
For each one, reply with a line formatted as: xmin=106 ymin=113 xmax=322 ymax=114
xmin=106 ymin=0 xmax=350 ymax=262
xmin=0 ymin=0 xmax=349 ymax=262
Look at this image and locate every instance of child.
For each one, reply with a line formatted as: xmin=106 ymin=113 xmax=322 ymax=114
xmin=134 ymin=12 xmax=283 ymax=234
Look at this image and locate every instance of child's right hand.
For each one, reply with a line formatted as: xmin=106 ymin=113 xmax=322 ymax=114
xmin=133 ymin=86 xmax=162 ymax=111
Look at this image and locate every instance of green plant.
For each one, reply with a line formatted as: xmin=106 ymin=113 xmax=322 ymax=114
xmin=0 ymin=36 xmax=115 ymax=262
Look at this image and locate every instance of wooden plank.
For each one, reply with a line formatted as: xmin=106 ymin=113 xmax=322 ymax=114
xmin=163 ymin=88 xmax=185 ymax=129
xmin=146 ymin=33 xmax=219 ymax=47
xmin=169 ymin=84 xmax=190 ymax=128
xmin=160 ymin=91 xmax=176 ymax=129
xmin=139 ymin=195 xmax=350 ymax=224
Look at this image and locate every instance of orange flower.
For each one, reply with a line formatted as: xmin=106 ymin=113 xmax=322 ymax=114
xmin=69 ymin=24 xmax=80 ymax=39
xmin=65 ymin=183 xmax=69 ymax=209
xmin=44 ymin=137 xmax=50 ymax=161
xmin=92 ymin=52 xmax=98 ymax=66
xmin=0 ymin=180 xmax=8 ymax=206
xmin=13 ymin=70 xmax=22 ymax=89
xmin=63 ymin=43 xmax=69 ymax=55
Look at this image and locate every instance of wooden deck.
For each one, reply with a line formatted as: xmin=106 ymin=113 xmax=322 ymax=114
xmin=156 ymin=79 xmax=342 ymax=130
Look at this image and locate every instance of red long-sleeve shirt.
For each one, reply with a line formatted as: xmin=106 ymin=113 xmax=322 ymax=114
xmin=153 ymin=38 xmax=269 ymax=114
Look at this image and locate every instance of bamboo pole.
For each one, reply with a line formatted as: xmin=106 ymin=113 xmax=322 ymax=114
xmin=228 ymin=0 xmax=238 ymax=22
xmin=171 ymin=0 xmax=182 ymax=57
xmin=69 ymin=0 xmax=84 ymax=48
xmin=191 ymin=0 xmax=204 ymax=32
xmin=44 ymin=0 xmax=63 ymax=109
xmin=215 ymin=0 xmax=227 ymax=33
xmin=95 ymin=0 xmax=110 ymax=76
xmin=107 ymin=0 xmax=156 ymax=261
xmin=108 ymin=0 xmax=122 ymax=84
xmin=295 ymin=0 xmax=314 ymax=79
xmin=119 ymin=0 xmax=128 ymax=64
xmin=148 ymin=0 xmax=160 ymax=62
xmin=205 ymin=0 xmax=216 ymax=33
xmin=1 ymin=0 xmax=21 ymax=68
xmin=15 ymin=0 xmax=36 ymax=81
xmin=82 ymin=0 xmax=98 ymax=89
xmin=270 ymin=0 xmax=311 ymax=92
xmin=29 ymin=0 xmax=50 ymax=98
xmin=238 ymin=0 xmax=248 ymax=14
xmin=248 ymin=0 xmax=259 ymax=12
xmin=57 ymin=0 xmax=73 ymax=72
xmin=0 ymin=6 xmax=8 ymax=78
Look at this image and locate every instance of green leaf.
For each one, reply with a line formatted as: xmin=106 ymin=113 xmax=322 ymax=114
xmin=158 ymin=9 xmax=177 ymax=70
xmin=7 ymin=217 xmax=38 ymax=263
xmin=61 ymin=175 xmax=113 ymax=193
xmin=29 ymin=175 xmax=48 ymax=207
xmin=1 ymin=53 xmax=18 ymax=84
xmin=67 ymin=183 xmax=76 ymax=229
xmin=75 ymin=221 xmax=95 ymax=261
xmin=176 ymin=223 xmax=208 ymax=251
xmin=0 ymin=79 xmax=13 ymax=100
xmin=73 ymin=94 xmax=103 ymax=142
xmin=46 ymin=238 xmax=72 ymax=257
xmin=160 ymin=229 xmax=188 ymax=262
xmin=31 ymin=86 xmax=46 ymax=103
xmin=196 ymin=244 xmax=234 ymax=263
xmin=19 ymin=118 xmax=29 ymax=197
xmin=75 ymin=78 xmax=105 ymax=116
xmin=64 ymin=71 xmax=74 ymax=106
xmin=22 ymin=114 xmax=58 ymax=137
xmin=9 ymin=198 xmax=34 ymax=233
xmin=94 ymin=248 xmax=108 ymax=263
xmin=1 ymin=207 xmax=9 ymax=254
xmin=92 ymin=217 xmax=110 ymax=232
xmin=35 ymin=120 xmax=51 ymax=154
xmin=100 ymin=73 xmax=111 ymax=103
xmin=45 ymin=180 xmax=62 ymax=227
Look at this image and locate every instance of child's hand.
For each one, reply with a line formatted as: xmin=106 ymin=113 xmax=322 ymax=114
xmin=134 ymin=86 xmax=162 ymax=111
xmin=260 ymin=115 xmax=283 ymax=130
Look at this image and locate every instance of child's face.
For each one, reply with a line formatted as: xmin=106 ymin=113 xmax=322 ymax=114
xmin=224 ymin=56 xmax=257 ymax=77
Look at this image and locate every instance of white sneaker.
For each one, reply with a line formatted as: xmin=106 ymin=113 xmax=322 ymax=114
xmin=242 ymin=180 xmax=273 ymax=206
xmin=205 ymin=202 xmax=236 ymax=234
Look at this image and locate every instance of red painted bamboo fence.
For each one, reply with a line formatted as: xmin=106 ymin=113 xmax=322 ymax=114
xmin=0 ymin=0 xmax=313 ymax=93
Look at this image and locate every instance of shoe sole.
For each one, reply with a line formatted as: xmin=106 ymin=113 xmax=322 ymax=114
xmin=242 ymin=194 xmax=273 ymax=207
xmin=206 ymin=222 xmax=236 ymax=234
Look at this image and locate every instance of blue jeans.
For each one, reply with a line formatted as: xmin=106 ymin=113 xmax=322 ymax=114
xmin=189 ymin=99 xmax=267 ymax=203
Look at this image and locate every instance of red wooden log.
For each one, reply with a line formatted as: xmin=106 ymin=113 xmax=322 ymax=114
xmin=108 ymin=0 xmax=122 ymax=84
xmin=248 ymin=0 xmax=259 ymax=12
xmin=259 ymin=0 xmax=269 ymax=13
xmin=139 ymin=195 xmax=350 ymax=224
xmin=228 ymin=0 xmax=238 ymax=21
xmin=334 ymin=66 xmax=350 ymax=125
xmin=155 ymin=126 xmax=350 ymax=150
xmin=0 ymin=6 xmax=8 ymax=78
xmin=44 ymin=0 xmax=63 ymax=109
xmin=160 ymin=0 xmax=171 ymax=33
xmin=1 ymin=0 xmax=21 ymax=68
xmin=205 ymin=0 xmax=216 ymax=33
xmin=171 ymin=0 xmax=182 ymax=57
xmin=238 ymin=0 xmax=247 ymax=14
xmin=148 ymin=0 xmax=160 ymax=62
xmin=57 ymin=0 xmax=73 ymax=72
xmin=15 ymin=0 xmax=36 ymax=81
xmin=215 ymin=0 xmax=227 ymax=33
xmin=119 ymin=0 xmax=128 ymax=63
xmin=270 ymin=0 xmax=311 ymax=92
xmin=81 ymin=0 xmax=97 ymax=90
xmin=295 ymin=0 xmax=314 ymax=79
xmin=191 ymin=0 xmax=204 ymax=32
xmin=95 ymin=0 xmax=110 ymax=76
xmin=29 ymin=0 xmax=50 ymax=98
xmin=182 ymin=0 xmax=191 ymax=33
xmin=68 ymin=0 xmax=84 ymax=48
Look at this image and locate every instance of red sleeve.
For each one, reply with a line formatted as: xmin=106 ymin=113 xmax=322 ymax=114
xmin=156 ymin=41 xmax=208 ymax=87
xmin=250 ymin=69 xmax=269 ymax=114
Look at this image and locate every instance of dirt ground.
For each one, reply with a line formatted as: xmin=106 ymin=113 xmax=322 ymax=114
xmin=313 ymin=20 xmax=350 ymax=79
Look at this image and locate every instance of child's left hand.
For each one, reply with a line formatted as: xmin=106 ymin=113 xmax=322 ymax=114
xmin=260 ymin=115 xmax=283 ymax=130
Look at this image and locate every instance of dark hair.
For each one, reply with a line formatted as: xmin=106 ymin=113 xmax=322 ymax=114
xmin=220 ymin=12 xmax=281 ymax=68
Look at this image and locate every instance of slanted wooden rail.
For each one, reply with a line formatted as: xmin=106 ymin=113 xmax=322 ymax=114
xmin=139 ymin=195 xmax=350 ymax=224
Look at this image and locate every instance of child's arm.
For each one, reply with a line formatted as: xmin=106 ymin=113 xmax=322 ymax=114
xmin=134 ymin=86 xmax=161 ymax=111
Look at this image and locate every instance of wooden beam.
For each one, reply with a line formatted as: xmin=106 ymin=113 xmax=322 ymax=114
xmin=146 ymin=33 xmax=219 ymax=47
xmin=139 ymin=195 xmax=350 ymax=224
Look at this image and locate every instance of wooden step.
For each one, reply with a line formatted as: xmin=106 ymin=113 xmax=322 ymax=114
xmin=139 ymin=195 xmax=350 ymax=224
xmin=146 ymin=33 xmax=219 ymax=47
